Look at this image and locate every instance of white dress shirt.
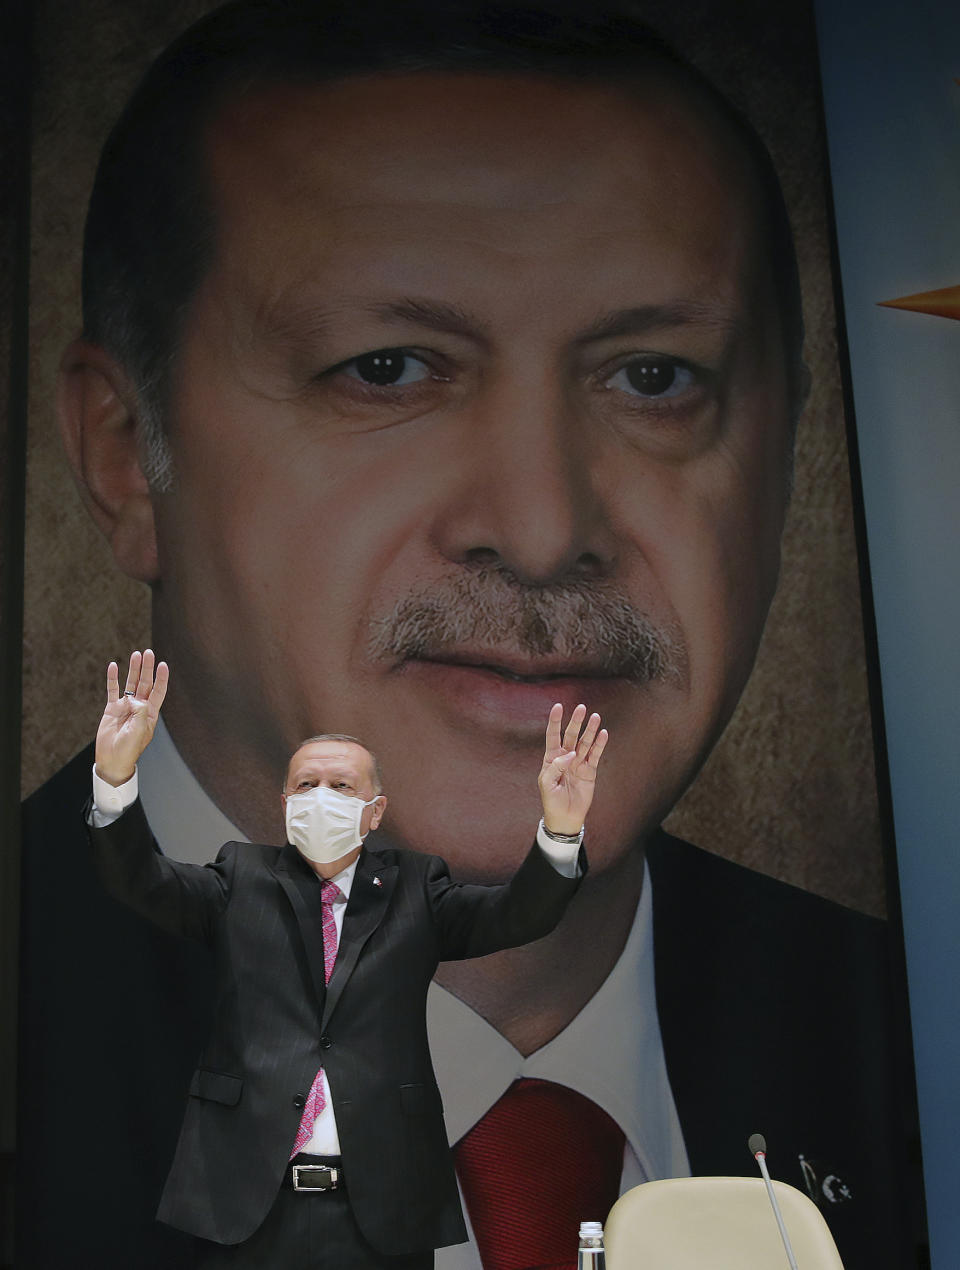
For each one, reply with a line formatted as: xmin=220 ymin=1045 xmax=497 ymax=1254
xmin=92 ymin=720 xmax=689 ymax=1267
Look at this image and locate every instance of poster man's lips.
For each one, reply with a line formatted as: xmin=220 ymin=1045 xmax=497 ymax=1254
xmin=407 ymin=652 xmax=625 ymax=682
xmin=395 ymin=654 xmax=631 ymax=732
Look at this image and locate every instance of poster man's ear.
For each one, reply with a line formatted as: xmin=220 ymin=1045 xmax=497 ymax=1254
xmin=58 ymin=338 xmax=160 ymax=583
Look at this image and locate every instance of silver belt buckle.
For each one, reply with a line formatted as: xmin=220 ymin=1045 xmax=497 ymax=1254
xmin=292 ymin=1163 xmax=339 ymax=1191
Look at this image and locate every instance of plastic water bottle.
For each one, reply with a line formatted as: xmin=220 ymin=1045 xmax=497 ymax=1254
xmin=577 ymin=1220 xmax=606 ymax=1269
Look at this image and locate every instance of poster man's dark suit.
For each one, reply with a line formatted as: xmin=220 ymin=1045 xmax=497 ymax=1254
xmin=17 ymin=746 xmax=918 ymax=1268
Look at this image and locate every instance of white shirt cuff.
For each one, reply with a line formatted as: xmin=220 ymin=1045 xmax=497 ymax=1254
xmin=536 ymin=820 xmax=583 ymax=878
xmin=90 ymin=764 xmax=139 ymax=827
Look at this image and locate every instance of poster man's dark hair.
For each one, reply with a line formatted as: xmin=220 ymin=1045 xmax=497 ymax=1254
xmin=82 ymin=0 xmax=806 ymax=449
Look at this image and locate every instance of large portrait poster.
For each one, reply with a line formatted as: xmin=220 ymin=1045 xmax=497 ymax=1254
xmin=12 ymin=1 xmax=931 ymax=1267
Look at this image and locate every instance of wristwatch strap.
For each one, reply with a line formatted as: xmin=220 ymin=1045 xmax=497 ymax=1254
xmin=538 ymin=818 xmax=584 ymax=845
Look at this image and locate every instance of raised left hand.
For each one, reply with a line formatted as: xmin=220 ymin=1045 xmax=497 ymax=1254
xmin=95 ymin=649 xmax=169 ymax=785
xmin=538 ymin=703 xmax=608 ymax=836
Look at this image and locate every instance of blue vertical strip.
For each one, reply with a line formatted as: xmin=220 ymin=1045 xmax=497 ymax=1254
xmin=815 ymin=2 xmax=960 ymax=1266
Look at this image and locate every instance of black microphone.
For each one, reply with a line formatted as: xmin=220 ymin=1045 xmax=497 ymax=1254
xmin=749 ymin=1133 xmax=800 ymax=1270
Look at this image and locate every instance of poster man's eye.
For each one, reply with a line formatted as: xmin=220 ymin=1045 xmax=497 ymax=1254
xmin=608 ymin=355 xmax=695 ymax=399
xmin=344 ymin=349 xmax=431 ymax=386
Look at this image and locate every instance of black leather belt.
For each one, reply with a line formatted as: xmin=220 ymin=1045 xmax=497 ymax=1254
xmin=285 ymin=1156 xmax=343 ymax=1192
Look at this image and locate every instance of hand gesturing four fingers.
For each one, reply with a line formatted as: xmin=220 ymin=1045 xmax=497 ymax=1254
xmin=95 ymin=649 xmax=169 ymax=786
xmin=538 ymin=702 xmax=608 ymax=837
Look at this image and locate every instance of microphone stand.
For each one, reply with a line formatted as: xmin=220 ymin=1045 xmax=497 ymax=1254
xmin=748 ymin=1133 xmax=800 ymax=1270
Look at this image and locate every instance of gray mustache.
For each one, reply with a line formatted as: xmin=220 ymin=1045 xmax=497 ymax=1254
xmin=368 ymin=571 xmax=686 ymax=684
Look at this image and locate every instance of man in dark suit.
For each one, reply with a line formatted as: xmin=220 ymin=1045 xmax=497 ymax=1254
xmin=85 ymin=649 xmax=604 ymax=1266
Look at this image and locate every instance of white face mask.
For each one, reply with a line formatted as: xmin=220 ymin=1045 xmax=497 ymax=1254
xmin=285 ymin=784 xmax=379 ymax=865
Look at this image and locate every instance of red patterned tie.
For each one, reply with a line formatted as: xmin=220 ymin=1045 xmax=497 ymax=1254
xmin=290 ymin=879 xmax=342 ymax=1157
xmin=455 ymin=1077 xmax=625 ymax=1270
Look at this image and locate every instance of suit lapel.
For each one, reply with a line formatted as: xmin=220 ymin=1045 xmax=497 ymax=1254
xmin=648 ymin=830 xmax=871 ymax=1195
xmin=322 ymin=847 xmax=398 ymax=1029
xmin=648 ymin=829 xmax=775 ymax=1175
xmin=272 ymin=844 xmax=328 ymax=1017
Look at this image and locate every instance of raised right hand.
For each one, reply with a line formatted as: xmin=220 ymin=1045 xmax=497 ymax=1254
xmin=95 ymin=649 xmax=169 ymax=786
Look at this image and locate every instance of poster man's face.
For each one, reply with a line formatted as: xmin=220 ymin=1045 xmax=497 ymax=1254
xmin=149 ymin=72 xmax=792 ymax=878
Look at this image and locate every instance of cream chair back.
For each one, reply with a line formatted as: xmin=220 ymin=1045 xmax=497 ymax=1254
xmin=604 ymin=1176 xmax=844 ymax=1269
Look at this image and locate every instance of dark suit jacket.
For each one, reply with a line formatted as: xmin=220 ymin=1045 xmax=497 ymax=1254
xmin=85 ymin=794 xmax=584 ymax=1252
xmin=645 ymin=833 xmax=922 ymax=1270
xmin=17 ymin=745 xmax=922 ymax=1268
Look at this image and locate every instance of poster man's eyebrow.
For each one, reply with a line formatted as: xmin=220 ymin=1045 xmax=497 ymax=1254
xmin=256 ymin=296 xmax=491 ymax=350
xmin=574 ymin=302 xmax=742 ymax=344
xmin=366 ymin=298 xmax=491 ymax=343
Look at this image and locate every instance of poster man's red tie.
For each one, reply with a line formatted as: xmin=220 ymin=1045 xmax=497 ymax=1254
xmin=455 ymin=1077 xmax=626 ymax=1270
xmin=290 ymin=878 xmax=341 ymax=1157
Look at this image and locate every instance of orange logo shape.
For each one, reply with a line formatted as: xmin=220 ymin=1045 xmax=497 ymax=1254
xmin=879 ymin=283 xmax=960 ymax=322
